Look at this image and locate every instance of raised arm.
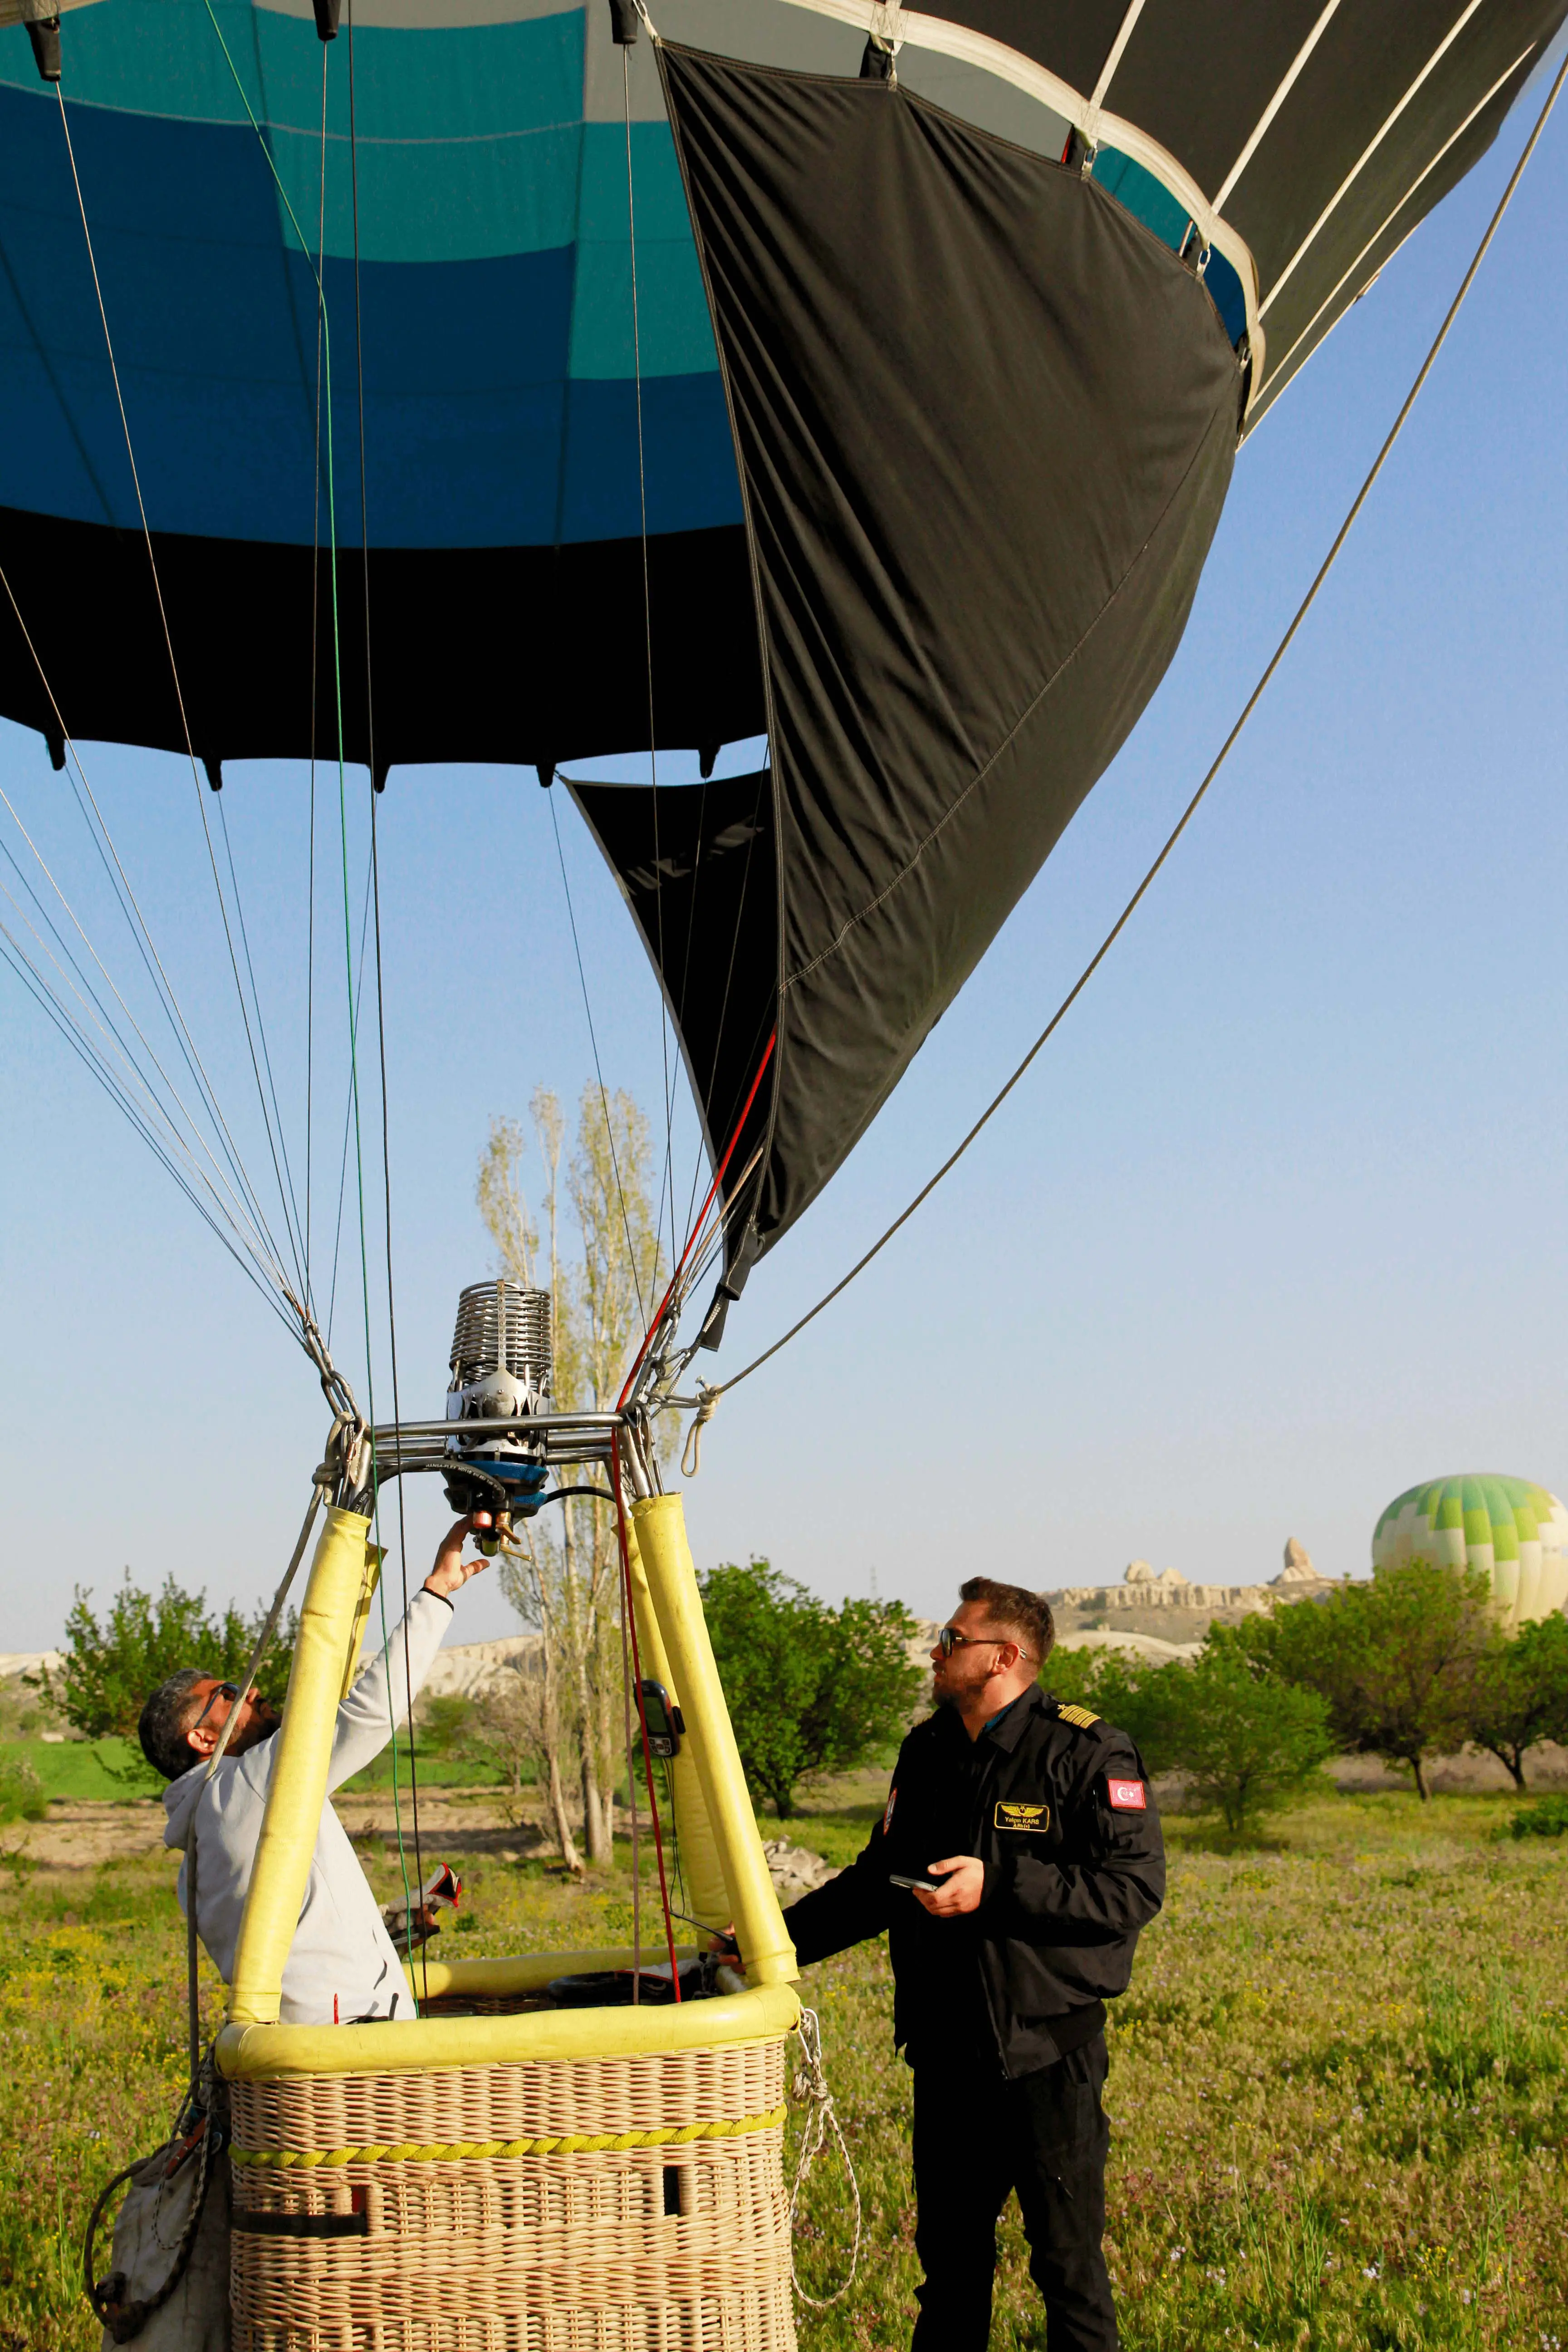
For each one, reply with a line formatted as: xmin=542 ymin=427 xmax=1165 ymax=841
xmin=326 ymin=1515 xmax=490 ymax=1791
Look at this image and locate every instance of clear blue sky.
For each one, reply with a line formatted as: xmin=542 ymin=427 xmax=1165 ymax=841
xmin=3 ymin=84 xmax=1566 ymax=1654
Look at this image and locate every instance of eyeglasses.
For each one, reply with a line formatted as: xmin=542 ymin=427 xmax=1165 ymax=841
xmin=191 ymin=1681 xmax=240 ymax=1732
xmin=937 ymin=1627 xmax=1036 ymax=1665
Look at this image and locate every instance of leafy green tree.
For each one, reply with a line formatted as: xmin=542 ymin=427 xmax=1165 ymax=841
xmin=1463 ymin=1613 xmax=1568 ymax=1789
xmin=699 ymin=1560 xmax=923 ymax=1818
xmin=0 ymin=1756 xmax=47 ymax=1826
xmin=418 ymin=1693 xmax=480 ymax=1759
xmin=1240 ymin=1560 xmax=1493 ymax=1800
xmin=1038 ymin=1645 xmax=1107 ymax=1712
xmin=43 ymin=1571 xmax=297 ymax=1741
xmin=1132 ymin=1632 xmax=1332 ymax=1833
xmin=1045 ymin=1633 xmax=1333 ymax=1834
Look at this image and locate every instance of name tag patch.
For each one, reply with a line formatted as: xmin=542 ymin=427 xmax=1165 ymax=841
xmin=1107 ymin=1778 xmax=1147 ymax=1811
xmin=994 ymin=1801 xmax=1049 ymax=1833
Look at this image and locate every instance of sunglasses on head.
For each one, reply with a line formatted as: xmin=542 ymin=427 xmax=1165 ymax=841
xmin=937 ymin=1627 xmax=1036 ymax=1665
xmin=191 ymin=1681 xmax=241 ymax=1731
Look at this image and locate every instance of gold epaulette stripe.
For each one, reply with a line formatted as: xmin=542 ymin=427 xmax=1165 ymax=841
xmin=231 ymin=2104 xmax=788 ymax=2171
xmin=1055 ymin=1703 xmax=1100 ymax=1730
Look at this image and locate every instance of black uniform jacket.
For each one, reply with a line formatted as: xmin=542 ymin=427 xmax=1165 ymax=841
xmin=781 ymin=1685 xmax=1165 ymax=2079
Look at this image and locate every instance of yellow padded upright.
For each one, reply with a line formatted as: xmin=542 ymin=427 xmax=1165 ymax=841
xmin=227 ymin=1506 xmax=374 ymax=2026
xmin=623 ymin=1510 xmax=730 ymax=1930
xmin=632 ymin=1494 xmax=797 ymax=1987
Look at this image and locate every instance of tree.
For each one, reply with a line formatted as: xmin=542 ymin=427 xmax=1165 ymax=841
xmin=1128 ymin=1632 xmax=1333 ymax=1833
xmin=1241 ymin=1560 xmax=1494 ymax=1799
xmin=1463 ymin=1612 xmax=1568 ymax=1789
xmin=1044 ymin=1634 xmax=1333 ymax=1834
xmin=42 ymin=1572 xmax=297 ymax=1742
xmin=0 ymin=1756 xmax=48 ymax=1827
xmin=698 ymin=1559 xmax=923 ymax=1818
xmin=468 ymin=1661 xmax=548 ymax=1828
xmin=1039 ymin=1645 xmax=1111 ymax=1713
xmin=479 ymin=1084 xmax=666 ymax=1867
xmin=418 ymin=1694 xmax=479 ymax=1759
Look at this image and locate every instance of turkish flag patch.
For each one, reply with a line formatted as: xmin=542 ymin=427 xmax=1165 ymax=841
xmin=1107 ymin=1777 xmax=1147 ymax=1811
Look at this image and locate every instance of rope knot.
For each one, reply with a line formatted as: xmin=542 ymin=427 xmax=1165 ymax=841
xmin=680 ymin=1382 xmax=721 ymax=1478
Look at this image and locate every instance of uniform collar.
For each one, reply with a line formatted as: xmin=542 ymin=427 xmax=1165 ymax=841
xmin=981 ymin=1682 xmax=1048 ymax=1752
xmin=933 ymin=1681 xmax=1045 ymax=1753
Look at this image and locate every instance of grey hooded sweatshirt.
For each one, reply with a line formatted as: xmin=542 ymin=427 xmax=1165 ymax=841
xmin=162 ymin=1588 xmax=451 ymax=2026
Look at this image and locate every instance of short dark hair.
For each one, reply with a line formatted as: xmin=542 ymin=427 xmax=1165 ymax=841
xmin=959 ymin=1578 xmax=1054 ymax=1665
xmin=138 ymin=1668 xmax=208 ymax=1780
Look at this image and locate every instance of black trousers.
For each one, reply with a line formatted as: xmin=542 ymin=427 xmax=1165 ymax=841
xmin=909 ymin=2035 xmax=1118 ymax=2352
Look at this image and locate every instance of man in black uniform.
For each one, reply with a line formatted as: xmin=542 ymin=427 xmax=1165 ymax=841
xmin=778 ymin=1576 xmax=1163 ymax=2352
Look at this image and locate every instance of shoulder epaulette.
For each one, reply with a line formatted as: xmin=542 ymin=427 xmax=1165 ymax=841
xmin=1054 ymin=1702 xmax=1100 ymax=1731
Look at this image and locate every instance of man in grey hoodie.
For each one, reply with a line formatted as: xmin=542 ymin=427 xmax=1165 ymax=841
xmin=142 ymin=1514 xmax=488 ymax=2027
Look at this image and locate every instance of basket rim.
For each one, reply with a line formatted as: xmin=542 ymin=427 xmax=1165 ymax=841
xmin=217 ymin=1982 xmax=801 ymax=2083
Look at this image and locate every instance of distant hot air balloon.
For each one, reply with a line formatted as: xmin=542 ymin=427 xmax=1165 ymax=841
xmin=1372 ymin=1475 xmax=1568 ymax=1631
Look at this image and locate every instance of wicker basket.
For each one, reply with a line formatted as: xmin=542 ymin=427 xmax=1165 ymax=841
xmin=228 ymin=2037 xmax=794 ymax=2352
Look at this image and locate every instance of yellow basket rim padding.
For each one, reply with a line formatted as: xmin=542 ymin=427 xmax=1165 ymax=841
xmin=217 ymin=1979 xmax=801 ymax=2080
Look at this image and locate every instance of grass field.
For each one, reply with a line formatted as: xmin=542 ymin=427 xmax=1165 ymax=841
xmin=5 ymin=1736 xmax=155 ymax=1801
xmin=0 ymin=1783 xmax=1563 ymax=2351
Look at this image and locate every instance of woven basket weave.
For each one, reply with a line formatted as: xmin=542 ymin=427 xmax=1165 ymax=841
xmin=229 ymin=2038 xmax=794 ymax=2352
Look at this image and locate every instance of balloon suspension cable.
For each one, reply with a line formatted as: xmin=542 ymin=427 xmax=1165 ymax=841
xmin=201 ymin=1475 xmax=332 ymax=1784
xmin=347 ymin=0 xmax=429 ymax=1999
xmin=548 ymin=788 xmax=651 ymax=1329
xmin=708 ymin=44 xmax=1568 ymax=1407
xmin=620 ymin=43 xmax=678 ymax=1278
xmin=54 ymin=78 xmax=314 ymax=1318
xmin=0 ymin=599 xmax=305 ymax=1317
xmin=611 ymin=1429 xmax=682 ymax=1995
xmin=617 ymin=1032 xmax=776 ymax=1414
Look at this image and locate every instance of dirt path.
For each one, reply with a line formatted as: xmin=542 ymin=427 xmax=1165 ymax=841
xmin=10 ymin=1788 xmax=549 ymax=1872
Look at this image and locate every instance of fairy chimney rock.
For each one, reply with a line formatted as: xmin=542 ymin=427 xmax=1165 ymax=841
xmin=1275 ymin=1538 xmax=1318 ymax=1585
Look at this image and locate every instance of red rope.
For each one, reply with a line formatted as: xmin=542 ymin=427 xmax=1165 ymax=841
xmin=617 ymin=1030 xmax=776 ymax=1411
xmin=612 ymin=1428 xmax=682 ymax=1999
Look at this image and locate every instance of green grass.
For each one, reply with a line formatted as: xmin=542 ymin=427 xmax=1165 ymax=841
xmin=2 ymin=1737 xmax=158 ymax=1801
xmin=1 ymin=1786 xmax=1564 ymax=2349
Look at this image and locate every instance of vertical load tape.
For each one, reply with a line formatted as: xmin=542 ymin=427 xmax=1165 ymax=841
xmin=227 ymin=1507 xmax=375 ymax=2027
xmin=632 ymin=1494 xmax=797 ymax=1987
xmin=623 ymin=1515 xmax=729 ymax=1930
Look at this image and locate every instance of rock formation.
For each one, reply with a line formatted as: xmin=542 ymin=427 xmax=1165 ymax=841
xmin=1043 ymin=1545 xmax=1340 ymax=1641
xmin=761 ymin=1840 xmax=841 ymax=1901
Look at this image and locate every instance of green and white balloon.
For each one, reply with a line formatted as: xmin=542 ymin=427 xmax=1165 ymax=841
xmin=1372 ymin=1475 xmax=1568 ymax=1631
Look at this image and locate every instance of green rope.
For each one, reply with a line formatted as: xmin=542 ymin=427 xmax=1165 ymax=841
xmin=198 ymin=3 xmax=418 ymax=1986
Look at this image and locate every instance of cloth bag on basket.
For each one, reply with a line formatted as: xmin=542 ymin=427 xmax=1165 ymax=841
xmin=96 ymin=2089 xmax=232 ymax=2352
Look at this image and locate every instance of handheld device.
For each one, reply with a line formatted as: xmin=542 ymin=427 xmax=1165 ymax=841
xmin=888 ymin=1872 xmax=940 ymax=1893
xmin=639 ymin=1678 xmax=685 ymax=1758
